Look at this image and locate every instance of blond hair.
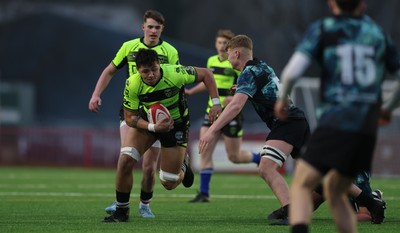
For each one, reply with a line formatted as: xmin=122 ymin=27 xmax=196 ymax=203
xmin=226 ymin=35 xmax=253 ymax=51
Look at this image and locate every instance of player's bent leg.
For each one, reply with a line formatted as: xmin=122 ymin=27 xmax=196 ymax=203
xmin=289 ymin=159 xmax=322 ymax=226
xmin=324 ymin=170 xmax=356 ymax=233
xmin=104 ymin=121 xmax=130 ymax=215
xmin=139 ymin=142 xmax=159 ymax=218
xmin=159 ymin=170 xmax=180 ymax=190
xmin=141 ymin=144 xmax=160 ymax=191
xmin=259 ymin=145 xmax=290 ymax=206
xmin=190 ymin=127 xmax=220 ymax=202
xmin=103 ymin=128 xmax=156 ymax=222
xmin=159 ymin=146 xmax=187 ymax=190
xmin=103 ymin=150 xmax=139 ymax=222
xmin=224 ymin=136 xmax=246 ymax=163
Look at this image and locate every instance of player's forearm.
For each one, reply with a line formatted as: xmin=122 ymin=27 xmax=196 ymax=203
xmin=279 ymin=52 xmax=310 ymax=100
xmin=92 ymin=72 xmax=113 ymax=97
xmin=202 ymin=71 xmax=219 ymax=100
xmin=186 ymin=82 xmax=207 ymax=96
xmin=209 ymin=94 xmax=244 ymax=132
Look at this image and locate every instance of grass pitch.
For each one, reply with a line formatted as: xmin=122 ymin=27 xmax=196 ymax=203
xmin=0 ymin=167 xmax=399 ymax=233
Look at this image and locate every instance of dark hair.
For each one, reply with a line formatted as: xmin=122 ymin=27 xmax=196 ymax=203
xmin=143 ymin=10 xmax=165 ymax=25
xmin=335 ymin=0 xmax=362 ymax=12
xmin=135 ymin=49 xmax=159 ymax=68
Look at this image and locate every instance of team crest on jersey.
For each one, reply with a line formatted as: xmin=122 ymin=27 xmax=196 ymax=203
xmin=183 ymin=66 xmax=195 ymax=75
xmin=175 ymin=131 xmax=184 ymax=143
xmin=175 ymin=66 xmax=195 ymax=75
xmin=164 ymin=89 xmax=174 ymax=97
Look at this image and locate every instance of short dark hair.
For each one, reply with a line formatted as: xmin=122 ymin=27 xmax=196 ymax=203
xmin=143 ymin=10 xmax=165 ymax=25
xmin=135 ymin=49 xmax=159 ymax=68
xmin=335 ymin=0 xmax=362 ymax=12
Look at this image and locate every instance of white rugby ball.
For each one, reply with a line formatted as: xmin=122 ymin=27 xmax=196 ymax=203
xmin=147 ymin=103 xmax=171 ymax=124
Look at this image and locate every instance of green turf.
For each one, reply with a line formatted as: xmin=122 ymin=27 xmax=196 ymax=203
xmin=0 ymin=167 xmax=399 ymax=233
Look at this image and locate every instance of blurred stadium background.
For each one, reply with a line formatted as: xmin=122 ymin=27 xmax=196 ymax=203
xmin=1 ymin=0 xmax=399 ymax=176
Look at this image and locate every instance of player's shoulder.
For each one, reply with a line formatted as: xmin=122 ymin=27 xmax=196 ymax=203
xmin=121 ymin=38 xmax=142 ymax=46
xmin=125 ymin=73 xmax=141 ymax=87
xmin=207 ymin=54 xmax=220 ymax=63
xmin=161 ymin=64 xmax=196 ymax=76
xmin=159 ymin=39 xmax=178 ymax=52
xmin=160 ymin=63 xmax=180 ymax=74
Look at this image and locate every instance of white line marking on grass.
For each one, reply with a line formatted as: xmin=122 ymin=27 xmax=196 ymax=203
xmin=0 ymin=191 xmax=277 ymax=200
xmin=1 ymin=191 xmax=400 ymax=200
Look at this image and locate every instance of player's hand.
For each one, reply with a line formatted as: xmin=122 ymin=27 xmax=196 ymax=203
xmin=208 ymin=104 xmax=222 ymax=123
xmin=230 ymin=85 xmax=237 ymax=94
xmin=155 ymin=117 xmax=174 ymax=132
xmin=274 ymin=99 xmax=289 ymax=120
xmin=378 ymin=109 xmax=392 ymax=126
xmin=89 ymin=96 xmax=102 ymax=113
xmin=198 ymin=130 xmax=216 ymax=154
xmin=184 ymin=88 xmax=191 ymax=96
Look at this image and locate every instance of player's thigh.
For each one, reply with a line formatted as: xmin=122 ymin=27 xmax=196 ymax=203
xmin=159 ymin=146 xmax=186 ymax=174
xmin=123 ymin=127 xmax=155 ymax=155
xmin=142 ymin=146 xmax=160 ymax=168
xmin=223 ymin=136 xmax=242 ymax=157
xmin=119 ymin=121 xmax=130 ymax=147
xmin=324 ymin=170 xmax=354 ymax=195
xmin=292 ymin=159 xmax=322 ymax=190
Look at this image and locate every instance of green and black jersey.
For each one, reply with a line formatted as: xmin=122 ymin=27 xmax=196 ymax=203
xmin=206 ymin=55 xmax=240 ymax=112
xmin=112 ymin=37 xmax=180 ymax=78
xmin=123 ymin=64 xmax=198 ymax=122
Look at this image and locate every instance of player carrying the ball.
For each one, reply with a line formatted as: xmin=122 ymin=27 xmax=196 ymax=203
xmin=103 ymin=48 xmax=222 ymax=222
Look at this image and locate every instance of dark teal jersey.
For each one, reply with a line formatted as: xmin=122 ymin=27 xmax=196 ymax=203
xmin=297 ymin=14 xmax=400 ymax=133
xmin=235 ymin=58 xmax=306 ymax=129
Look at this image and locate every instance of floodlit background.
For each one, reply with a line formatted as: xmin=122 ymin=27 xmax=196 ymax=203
xmin=1 ymin=0 xmax=399 ymax=175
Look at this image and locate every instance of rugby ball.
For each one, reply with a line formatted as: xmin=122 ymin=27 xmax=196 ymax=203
xmin=147 ymin=103 xmax=171 ymax=124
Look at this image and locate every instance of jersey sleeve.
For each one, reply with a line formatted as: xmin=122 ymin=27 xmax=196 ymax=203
xmin=296 ymin=20 xmax=323 ymax=60
xmin=123 ymin=75 xmax=140 ymax=111
xmin=169 ymin=48 xmax=180 ymax=65
xmin=112 ymin=42 xmax=128 ymax=69
xmin=235 ymin=69 xmax=257 ymax=97
xmin=206 ymin=56 xmax=213 ymax=69
xmin=181 ymin=66 xmax=197 ymax=84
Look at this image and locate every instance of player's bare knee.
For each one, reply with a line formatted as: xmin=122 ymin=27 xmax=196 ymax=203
xmin=121 ymin=147 xmax=141 ymax=162
xmin=118 ymin=148 xmax=139 ymax=173
xmin=227 ymin=153 xmax=241 ymax=164
xmin=259 ymin=146 xmax=287 ymax=167
xmin=258 ymin=146 xmax=287 ymax=179
xmin=159 ymin=170 xmax=180 ymax=190
xmin=161 ymin=181 xmax=178 ymax=190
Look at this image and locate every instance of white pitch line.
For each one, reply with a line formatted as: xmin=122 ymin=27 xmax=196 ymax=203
xmin=0 ymin=191 xmax=277 ymax=200
xmin=1 ymin=191 xmax=399 ymax=200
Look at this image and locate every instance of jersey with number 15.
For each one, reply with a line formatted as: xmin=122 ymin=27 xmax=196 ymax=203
xmin=297 ymin=14 xmax=400 ymax=132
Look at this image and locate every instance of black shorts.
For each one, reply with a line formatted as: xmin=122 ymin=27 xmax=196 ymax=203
xmin=267 ymin=118 xmax=310 ymax=158
xmin=202 ymin=112 xmax=244 ymax=138
xmin=139 ymin=108 xmax=189 ymax=148
xmin=302 ymin=127 xmax=377 ymax=178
